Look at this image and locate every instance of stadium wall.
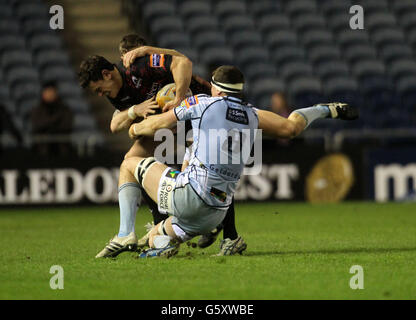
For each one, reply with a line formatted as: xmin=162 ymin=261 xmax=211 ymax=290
xmin=2 ymin=143 xmax=415 ymax=206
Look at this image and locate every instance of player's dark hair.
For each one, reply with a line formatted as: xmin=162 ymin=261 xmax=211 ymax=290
xmin=78 ymin=55 xmax=114 ymax=88
xmin=119 ymin=34 xmax=147 ymax=55
xmin=212 ymin=65 xmax=245 ymax=98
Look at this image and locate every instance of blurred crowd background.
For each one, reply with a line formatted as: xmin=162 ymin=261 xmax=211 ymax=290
xmin=1 ymin=0 xmax=415 ymax=204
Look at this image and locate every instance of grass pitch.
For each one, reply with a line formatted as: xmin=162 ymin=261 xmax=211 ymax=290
xmin=0 ymin=202 xmax=415 ymax=300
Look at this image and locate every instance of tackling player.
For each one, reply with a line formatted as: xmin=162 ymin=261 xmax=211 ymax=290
xmin=112 ymin=65 xmax=358 ymax=258
xmin=120 ymin=35 xmax=247 ymax=256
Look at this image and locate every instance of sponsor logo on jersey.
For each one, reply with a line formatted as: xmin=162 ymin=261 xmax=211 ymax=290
xmin=226 ymin=107 xmax=249 ymax=125
xmin=150 ymin=54 xmax=165 ymax=68
xmin=166 ymin=169 xmax=180 ymax=179
xmin=185 ymin=95 xmax=199 ymax=108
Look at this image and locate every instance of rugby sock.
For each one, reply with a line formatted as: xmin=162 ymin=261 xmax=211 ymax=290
xmin=293 ymin=105 xmax=330 ymax=128
xmin=223 ymin=198 xmax=238 ymax=240
xmin=152 ymin=235 xmax=172 ymax=248
xmin=118 ymin=183 xmax=142 ymax=237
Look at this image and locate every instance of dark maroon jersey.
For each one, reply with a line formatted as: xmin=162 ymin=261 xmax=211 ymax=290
xmin=108 ymin=54 xmax=174 ymax=111
xmin=108 ymin=54 xmax=210 ymax=111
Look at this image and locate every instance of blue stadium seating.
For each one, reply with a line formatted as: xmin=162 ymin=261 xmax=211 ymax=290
xmin=0 ymin=0 xmax=98 ymax=138
xmin=129 ymin=0 xmax=416 ymax=129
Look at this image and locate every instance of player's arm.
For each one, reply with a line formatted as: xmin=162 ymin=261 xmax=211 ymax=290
xmin=257 ymin=109 xmax=306 ymax=139
xmin=129 ymin=109 xmax=177 ymax=139
xmin=163 ymin=55 xmax=193 ymax=112
xmin=110 ymin=97 xmax=159 ymax=133
xmin=123 ymin=46 xmax=185 ymax=68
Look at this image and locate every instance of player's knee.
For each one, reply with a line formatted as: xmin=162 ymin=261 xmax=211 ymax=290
xmin=133 ymin=157 xmax=157 ymax=186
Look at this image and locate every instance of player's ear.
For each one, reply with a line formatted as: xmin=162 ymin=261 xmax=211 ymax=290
xmin=102 ymin=69 xmax=112 ymax=80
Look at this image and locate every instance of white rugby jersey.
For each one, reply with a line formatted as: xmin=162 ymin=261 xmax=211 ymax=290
xmin=174 ymin=94 xmax=259 ymax=208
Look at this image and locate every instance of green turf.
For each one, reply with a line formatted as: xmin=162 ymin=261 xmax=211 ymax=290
xmin=0 ymin=202 xmax=415 ymax=300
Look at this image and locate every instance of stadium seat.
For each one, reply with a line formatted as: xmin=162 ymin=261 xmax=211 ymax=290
xmin=243 ymin=62 xmax=276 ymax=81
xmin=280 ymin=61 xmax=314 ymax=82
xmin=379 ymin=44 xmax=413 ymax=64
xmin=157 ymin=32 xmax=191 ymax=49
xmin=249 ymin=76 xmax=285 ymax=107
xmin=6 ymin=66 xmax=39 ymax=88
xmin=149 ymin=16 xmax=184 ymax=35
xmin=179 ymin=0 xmax=211 ymax=19
xmin=399 ymin=12 xmax=416 ymax=31
xmin=397 ymin=76 xmax=416 ymax=111
xmin=301 ymin=30 xmax=334 ymax=49
xmin=308 ymin=45 xmax=341 ymax=65
xmin=22 ymin=18 xmax=51 ymax=38
xmin=265 ymin=30 xmax=298 ymax=49
xmin=327 ymin=12 xmax=351 ymax=33
xmin=366 ymin=13 xmax=397 ymax=32
xmin=343 ymin=44 xmax=377 ymax=64
xmin=248 ymin=1 xmax=281 ymax=18
xmin=351 ymin=60 xmax=385 ymax=80
xmin=356 ymin=0 xmax=388 ymax=13
xmin=142 ymin=1 xmax=176 ymax=20
xmin=271 ymin=45 xmax=306 ymax=66
xmin=324 ymin=77 xmax=359 ymax=104
xmin=321 ymin=0 xmax=352 ymax=17
xmin=34 ymin=49 xmax=70 ymax=71
xmin=288 ymin=76 xmax=323 ymax=107
xmin=41 ymin=65 xmax=76 ymax=82
xmin=292 ymin=14 xmax=326 ymax=33
xmin=192 ymin=31 xmax=227 ymax=51
xmin=0 ymin=18 xmax=20 ymax=35
xmin=15 ymin=2 xmax=50 ymax=21
xmin=1 ymin=50 xmax=33 ymax=72
xmin=58 ymin=81 xmax=83 ymax=99
xmin=391 ymin=0 xmax=416 ymax=16
xmin=0 ymin=3 xmax=13 ymax=18
xmin=199 ymin=46 xmax=234 ymax=66
xmin=215 ymin=0 xmax=247 ymax=19
xmin=371 ymin=28 xmax=406 ymax=47
xmin=29 ymin=34 xmax=62 ymax=53
xmin=65 ymin=98 xmax=90 ymax=113
xmin=256 ymin=14 xmax=291 ymax=35
xmin=284 ymin=0 xmax=317 ymax=18
xmin=228 ymin=30 xmax=263 ymax=50
xmin=0 ymin=36 xmax=26 ymax=54
xmin=315 ymin=61 xmax=350 ymax=80
xmin=186 ymin=16 xmax=218 ymax=35
xmin=223 ymin=15 xmax=256 ymax=34
xmin=337 ymin=29 xmax=371 ymax=48
xmin=74 ymin=113 xmax=97 ymax=132
xmin=235 ymin=47 xmax=269 ymax=66
xmin=388 ymin=59 xmax=416 ymax=80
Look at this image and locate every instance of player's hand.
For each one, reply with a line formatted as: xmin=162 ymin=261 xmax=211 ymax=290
xmin=133 ymin=97 xmax=159 ymax=119
xmin=162 ymin=96 xmax=183 ymax=112
xmin=129 ymin=123 xmax=139 ymax=140
xmin=123 ymin=46 xmax=148 ymax=68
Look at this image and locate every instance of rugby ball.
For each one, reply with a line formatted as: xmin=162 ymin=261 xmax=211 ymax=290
xmin=156 ymin=83 xmax=192 ymax=108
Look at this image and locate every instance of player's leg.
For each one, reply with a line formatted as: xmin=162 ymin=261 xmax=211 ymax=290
xmin=125 ymin=138 xmax=168 ymax=226
xmin=95 ymin=156 xmax=144 ymax=258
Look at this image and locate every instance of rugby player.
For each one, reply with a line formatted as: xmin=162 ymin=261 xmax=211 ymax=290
xmin=114 ymin=65 xmax=358 ymax=258
xmin=79 ymin=39 xmax=216 ymax=257
xmin=119 ymin=35 xmax=247 ymax=256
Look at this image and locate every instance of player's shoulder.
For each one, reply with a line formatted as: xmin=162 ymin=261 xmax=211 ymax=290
xmin=180 ymin=94 xmax=218 ymax=108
